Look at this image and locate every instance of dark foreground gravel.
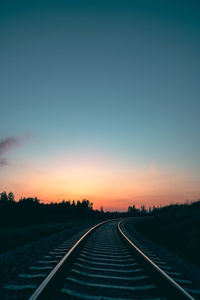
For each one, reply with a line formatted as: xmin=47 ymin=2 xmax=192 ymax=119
xmin=123 ymin=217 xmax=200 ymax=300
xmin=1 ymin=217 xmax=200 ymax=300
xmin=0 ymin=219 xmax=100 ymax=299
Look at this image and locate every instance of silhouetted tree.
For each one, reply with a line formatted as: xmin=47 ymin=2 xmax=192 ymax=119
xmin=8 ymin=192 xmax=15 ymax=202
xmin=19 ymin=197 xmax=40 ymax=206
xmin=127 ymin=204 xmax=138 ymax=216
xmin=82 ymin=199 xmax=93 ymax=210
xmin=140 ymin=205 xmax=146 ymax=215
xmin=0 ymin=191 xmax=8 ymax=202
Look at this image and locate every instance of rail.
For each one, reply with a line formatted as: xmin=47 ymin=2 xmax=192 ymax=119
xmin=29 ymin=219 xmax=112 ymax=300
xmin=117 ymin=220 xmax=195 ymax=300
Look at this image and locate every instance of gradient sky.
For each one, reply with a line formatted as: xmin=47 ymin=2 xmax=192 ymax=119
xmin=0 ymin=0 xmax=200 ymax=210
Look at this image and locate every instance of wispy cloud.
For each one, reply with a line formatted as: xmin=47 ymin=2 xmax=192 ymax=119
xmin=0 ymin=133 xmax=32 ymax=167
xmin=0 ymin=137 xmax=20 ymax=155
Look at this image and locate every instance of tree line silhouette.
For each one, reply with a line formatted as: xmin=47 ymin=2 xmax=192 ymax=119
xmin=0 ymin=191 xmax=133 ymax=226
xmin=0 ymin=191 xmax=199 ymax=228
xmin=0 ymin=191 xmax=165 ymax=227
xmin=0 ymin=191 xmax=95 ymax=226
xmin=134 ymin=199 xmax=200 ymax=267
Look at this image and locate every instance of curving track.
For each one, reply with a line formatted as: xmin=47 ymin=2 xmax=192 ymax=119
xmin=26 ymin=219 xmax=195 ymax=300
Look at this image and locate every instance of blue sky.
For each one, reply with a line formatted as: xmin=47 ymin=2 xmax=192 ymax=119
xmin=0 ymin=0 xmax=200 ymax=209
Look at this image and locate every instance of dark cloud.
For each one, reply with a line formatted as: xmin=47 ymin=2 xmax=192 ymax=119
xmin=0 ymin=134 xmax=33 ymax=167
xmin=0 ymin=137 xmax=19 ymax=155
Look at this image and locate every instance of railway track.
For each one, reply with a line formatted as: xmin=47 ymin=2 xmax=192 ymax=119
xmin=4 ymin=219 xmax=197 ymax=299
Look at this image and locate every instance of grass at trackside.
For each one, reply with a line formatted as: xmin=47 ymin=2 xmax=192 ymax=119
xmin=134 ymin=215 xmax=200 ymax=268
xmin=0 ymin=220 xmax=86 ymax=253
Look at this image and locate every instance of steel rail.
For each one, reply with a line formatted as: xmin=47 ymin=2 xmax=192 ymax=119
xmin=117 ymin=220 xmax=195 ymax=300
xmin=28 ymin=219 xmax=113 ymax=300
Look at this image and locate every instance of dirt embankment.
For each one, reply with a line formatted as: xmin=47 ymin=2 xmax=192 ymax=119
xmin=134 ymin=202 xmax=200 ymax=267
xmin=0 ymin=220 xmax=92 ymax=253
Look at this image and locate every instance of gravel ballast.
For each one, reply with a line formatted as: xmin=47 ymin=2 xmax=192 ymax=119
xmin=0 ymin=220 xmax=100 ymax=299
xmin=123 ymin=217 xmax=200 ymax=300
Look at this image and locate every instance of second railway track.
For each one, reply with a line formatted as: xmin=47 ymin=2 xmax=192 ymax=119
xmin=24 ymin=219 xmax=196 ymax=300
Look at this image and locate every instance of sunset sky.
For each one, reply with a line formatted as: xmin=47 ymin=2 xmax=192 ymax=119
xmin=0 ymin=0 xmax=200 ymax=210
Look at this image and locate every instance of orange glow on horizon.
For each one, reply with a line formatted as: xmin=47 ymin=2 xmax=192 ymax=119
xmin=1 ymin=154 xmax=199 ymax=211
